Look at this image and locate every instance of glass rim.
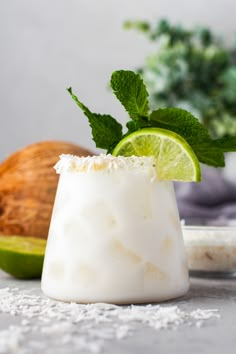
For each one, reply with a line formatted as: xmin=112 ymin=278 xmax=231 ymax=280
xmin=182 ymin=225 xmax=236 ymax=232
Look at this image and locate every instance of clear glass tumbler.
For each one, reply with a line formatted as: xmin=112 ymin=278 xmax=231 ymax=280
xmin=41 ymin=154 xmax=189 ymax=303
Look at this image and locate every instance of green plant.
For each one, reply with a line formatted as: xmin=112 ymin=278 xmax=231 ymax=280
xmin=124 ymin=19 xmax=236 ymax=138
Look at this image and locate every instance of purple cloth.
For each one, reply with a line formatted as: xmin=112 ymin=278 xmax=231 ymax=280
xmin=175 ymin=166 xmax=236 ymax=225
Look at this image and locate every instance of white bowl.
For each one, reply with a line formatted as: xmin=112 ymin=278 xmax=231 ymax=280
xmin=182 ymin=226 xmax=236 ymax=275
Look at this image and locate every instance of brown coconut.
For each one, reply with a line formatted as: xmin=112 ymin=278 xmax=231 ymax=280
xmin=0 ymin=141 xmax=92 ymax=239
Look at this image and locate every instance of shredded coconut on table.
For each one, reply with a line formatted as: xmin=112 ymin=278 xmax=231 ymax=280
xmin=0 ymin=287 xmax=220 ymax=354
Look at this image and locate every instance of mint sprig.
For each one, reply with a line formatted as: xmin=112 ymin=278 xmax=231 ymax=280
xmin=68 ymin=70 xmax=236 ymax=168
xmin=67 ymin=87 xmax=122 ymax=151
xmin=110 ymin=70 xmax=149 ymax=120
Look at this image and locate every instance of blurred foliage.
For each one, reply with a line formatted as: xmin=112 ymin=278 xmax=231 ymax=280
xmin=124 ymin=19 xmax=236 ymax=138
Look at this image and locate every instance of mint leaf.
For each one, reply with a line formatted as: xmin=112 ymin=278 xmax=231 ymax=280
xmin=214 ymin=136 xmax=236 ymax=151
xmin=150 ymin=108 xmax=225 ymax=167
xmin=110 ymin=70 xmax=149 ymax=120
xmin=126 ymin=117 xmax=150 ymax=133
xmin=192 ymin=143 xmax=225 ymax=167
xmin=67 ymin=88 xmax=123 ymax=150
xmin=150 ymin=108 xmax=210 ymax=141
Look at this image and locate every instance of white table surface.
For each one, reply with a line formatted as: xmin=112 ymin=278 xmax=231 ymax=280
xmin=0 ymin=270 xmax=236 ymax=354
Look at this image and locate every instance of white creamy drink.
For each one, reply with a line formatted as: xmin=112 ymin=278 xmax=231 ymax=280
xmin=41 ymin=154 xmax=189 ymax=303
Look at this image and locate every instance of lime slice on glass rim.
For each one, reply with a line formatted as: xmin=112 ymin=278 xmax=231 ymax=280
xmin=112 ymin=127 xmax=201 ymax=182
xmin=0 ymin=236 xmax=46 ymax=279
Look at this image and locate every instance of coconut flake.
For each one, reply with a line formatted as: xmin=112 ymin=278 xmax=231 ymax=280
xmin=54 ymin=154 xmax=157 ymax=175
xmin=0 ymin=287 xmax=220 ymax=354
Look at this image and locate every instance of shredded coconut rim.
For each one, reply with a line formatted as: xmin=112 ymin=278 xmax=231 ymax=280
xmin=54 ymin=154 xmax=157 ymax=175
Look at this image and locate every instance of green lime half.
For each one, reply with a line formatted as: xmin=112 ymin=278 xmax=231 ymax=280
xmin=112 ymin=127 xmax=201 ymax=181
xmin=0 ymin=236 xmax=46 ymax=279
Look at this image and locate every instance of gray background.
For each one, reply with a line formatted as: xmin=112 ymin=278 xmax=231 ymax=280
xmin=1 ymin=0 xmax=236 ymax=161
